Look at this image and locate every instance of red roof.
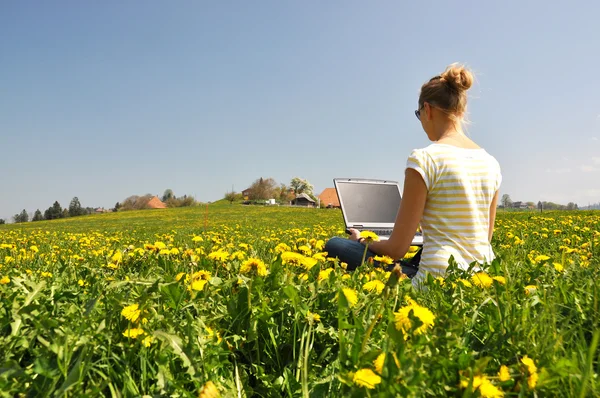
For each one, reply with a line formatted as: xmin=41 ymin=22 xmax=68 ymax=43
xmin=318 ymin=188 xmax=340 ymax=207
xmin=146 ymin=196 xmax=167 ymax=209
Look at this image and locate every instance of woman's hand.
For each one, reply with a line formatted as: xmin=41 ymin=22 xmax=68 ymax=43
xmin=348 ymin=228 xmax=361 ymax=242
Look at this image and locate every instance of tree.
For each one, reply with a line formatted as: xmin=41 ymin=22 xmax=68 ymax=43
xmin=290 ymin=177 xmax=314 ymax=197
xmin=13 ymin=209 xmax=29 ymax=223
xmin=114 ymin=202 xmax=121 ymax=212
xmin=500 ymin=194 xmax=512 ymax=208
xmin=162 ymin=189 xmax=175 ymax=202
xmin=32 ymin=209 xmax=44 ymax=221
xmin=0 ymin=219 xmax=5 ymax=225
xmin=69 ymin=197 xmax=83 ymax=217
xmin=224 ymin=191 xmax=241 ymax=204
xmin=44 ymin=201 xmax=63 ymax=220
xmin=248 ymin=177 xmax=277 ymax=200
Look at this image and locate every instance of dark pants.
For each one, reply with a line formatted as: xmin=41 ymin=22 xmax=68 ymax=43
xmin=324 ymin=237 xmax=421 ymax=278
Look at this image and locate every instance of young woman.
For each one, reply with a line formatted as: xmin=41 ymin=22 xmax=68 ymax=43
xmin=324 ymin=64 xmax=502 ymax=285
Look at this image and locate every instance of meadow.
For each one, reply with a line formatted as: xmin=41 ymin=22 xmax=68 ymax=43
xmin=0 ymin=204 xmax=598 ymax=397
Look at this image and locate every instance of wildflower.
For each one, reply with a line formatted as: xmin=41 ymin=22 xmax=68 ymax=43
xmin=394 ymin=296 xmax=435 ymax=337
xmin=498 ymin=365 xmax=510 ymax=382
xmin=342 ymin=288 xmax=358 ymax=308
xmin=274 ymin=243 xmax=291 ymax=254
xmin=534 ymin=254 xmax=550 ymax=263
xmin=121 ymin=304 xmax=141 ymax=323
xmin=435 ymin=277 xmax=445 ymax=286
xmin=192 ymin=235 xmax=204 ymax=242
xmin=41 ymin=271 xmax=52 ymax=278
xmin=175 ymin=272 xmax=186 ymax=281
xmin=492 ymin=276 xmax=506 ymax=285
xmin=30 ymin=246 xmax=39 ymax=253
xmin=240 ymin=258 xmax=268 ymax=277
xmin=359 ymin=231 xmax=379 ymax=243
xmin=317 ymin=268 xmax=334 ymax=282
xmin=0 ymin=276 xmax=9 ymax=284
xmin=553 ymin=262 xmax=564 ymax=272
xmin=461 ymin=375 xmax=504 ymax=398
xmin=111 ymin=250 xmax=122 ymax=263
xmin=306 ymin=310 xmax=321 ymax=325
xmin=230 ymin=250 xmax=246 ymax=260
xmin=208 ymin=249 xmax=229 ymax=262
xmin=122 ymin=328 xmax=145 ymax=339
xmin=312 ymin=252 xmax=327 ymax=262
xmin=298 ymin=245 xmax=312 ymax=256
xmin=471 ymin=272 xmax=493 ymax=288
xmin=373 ymin=255 xmax=394 ymax=265
xmin=281 ymin=251 xmax=317 ymax=270
xmin=524 ymin=285 xmax=537 ymax=295
xmin=458 ymin=278 xmax=472 ymax=288
xmin=298 ymin=273 xmax=309 ymax=281
xmin=78 ymin=279 xmax=85 ymax=287
xmin=142 ymin=335 xmax=153 ymax=347
xmin=521 ymin=355 xmax=538 ymax=389
xmin=199 ymin=381 xmax=220 ymax=398
xmin=352 ymin=368 xmax=382 ymax=389
xmin=363 ymin=280 xmax=385 ymax=294
xmin=374 ymin=353 xmax=385 ymax=374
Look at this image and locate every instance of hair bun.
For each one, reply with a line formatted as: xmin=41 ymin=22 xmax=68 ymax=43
xmin=440 ymin=63 xmax=473 ymax=92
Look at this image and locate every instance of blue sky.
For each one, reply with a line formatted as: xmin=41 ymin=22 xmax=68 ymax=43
xmin=1 ymin=1 xmax=600 ymax=220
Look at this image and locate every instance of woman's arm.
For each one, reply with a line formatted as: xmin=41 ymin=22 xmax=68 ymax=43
xmin=359 ymin=168 xmax=427 ymax=259
xmin=488 ymin=190 xmax=499 ymax=242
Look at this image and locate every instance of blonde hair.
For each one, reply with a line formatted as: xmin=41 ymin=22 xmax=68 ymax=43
xmin=418 ymin=63 xmax=474 ymax=121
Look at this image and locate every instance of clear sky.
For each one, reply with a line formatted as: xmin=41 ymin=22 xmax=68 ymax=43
xmin=1 ymin=1 xmax=600 ymax=221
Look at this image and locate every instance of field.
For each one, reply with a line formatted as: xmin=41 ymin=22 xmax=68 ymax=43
xmin=0 ymin=205 xmax=599 ymax=397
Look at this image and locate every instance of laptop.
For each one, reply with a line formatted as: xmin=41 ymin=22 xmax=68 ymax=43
xmin=333 ymin=178 xmax=423 ymax=246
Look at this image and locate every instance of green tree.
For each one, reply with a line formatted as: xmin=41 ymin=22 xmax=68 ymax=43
xmin=69 ymin=197 xmax=83 ymax=217
xmin=32 ymin=209 xmax=44 ymax=221
xmin=162 ymin=189 xmax=175 ymax=202
xmin=290 ymin=177 xmax=314 ymax=197
xmin=13 ymin=209 xmax=29 ymax=223
xmin=248 ymin=177 xmax=277 ymax=200
xmin=500 ymin=194 xmax=512 ymax=208
xmin=0 ymin=219 xmax=5 ymax=225
xmin=224 ymin=191 xmax=241 ymax=204
xmin=114 ymin=202 xmax=121 ymax=212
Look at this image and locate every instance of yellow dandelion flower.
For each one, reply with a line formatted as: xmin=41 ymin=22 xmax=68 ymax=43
xmin=78 ymin=279 xmax=85 ymax=287
xmin=175 ymin=272 xmax=186 ymax=281
xmin=553 ymin=262 xmax=564 ymax=272
xmin=208 ymin=249 xmax=229 ymax=262
xmin=312 ymin=252 xmax=327 ymax=262
xmin=435 ymin=277 xmax=445 ymax=286
xmin=30 ymin=246 xmax=39 ymax=253
xmin=154 ymin=241 xmax=167 ymax=250
xmin=0 ymin=276 xmax=10 ymax=285
xmin=199 ymin=381 xmax=220 ymax=398
xmin=363 ymin=280 xmax=385 ymax=294
xmin=524 ymin=285 xmax=537 ymax=295
xmin=341 ymin=274 xmax=351 ymax=280
xmin=374 ymin=353 xmax=385 ymax=374
xmin=521 ymin=355 xmax=537 ymax=374
xmin=342 ymin=288 xmax=358 ymax=308
xmin=471 ymin=272 xmax=493 ymax=288
xmin=192 ymin=235 xmax=204 ymax=242
xmin=498 ymin=365 xmax=510 ymax=382
xmin=352 ymin=368 xmax=382 ymax=389
xmin=394 ymin=297 xmax=435 ymax=337
xmin=359 ymin=231 xmax=379 ymax=243
xmin=534 ymin=254 xmax=550 ymax=263
xmin=373 ymin=255 xmax=394 ymax=265
xmin=478 ymin=378 xmax=504 ymax=397
xmin=122 ymin=328 xmax=145 ymax=339
xmin=142 ymin=335 xmax=153 ymax=347
xmin=190 ymin=279 xmax=208 ymax=291
xmin=275 ymin=243 xmax=291 ymax=254
xmin=492 ymin=276 xmax=506 ymax=285
xmin=41 ymin=271 xmax=53 ymax=278
xmin=306 ymin=310 xmax=321 ymax=325
xmin=317 ymin=268 xmax=334 ymax=282
xmin=240 ymin=258 xmax=268 ymax=277
xmin=111 ymin=251 xmax=123 ymax=263
xmin=121 ymin=304 xmax=141 ymax=323
xmin=458 ymin=278 xmax=472 ymax=288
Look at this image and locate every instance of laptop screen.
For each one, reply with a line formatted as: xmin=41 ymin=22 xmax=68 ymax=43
xmin=336 ymin=181 xmax=401 ymax=224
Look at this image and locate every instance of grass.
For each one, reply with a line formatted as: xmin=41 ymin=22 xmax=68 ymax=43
xmin=0 ymin=205 xmax=598 ymax=397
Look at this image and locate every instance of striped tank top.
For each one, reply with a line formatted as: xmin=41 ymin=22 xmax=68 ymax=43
xmin=406 ymin=143 xmax=502 ymax=285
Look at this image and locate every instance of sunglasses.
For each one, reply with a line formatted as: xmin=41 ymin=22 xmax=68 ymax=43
xmin=415 ymin=104 xmax=425 ymax=120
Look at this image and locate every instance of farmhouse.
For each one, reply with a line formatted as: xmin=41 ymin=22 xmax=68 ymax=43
xmin=291 ymin=193 xmax=316 ymax=207
xmin=318 ymin=188 xmax=340 ymax=208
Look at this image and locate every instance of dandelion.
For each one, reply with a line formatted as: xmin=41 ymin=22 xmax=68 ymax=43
xmin=492 ymin=276 xmax=506 ymax=285
xmin=498 ymin=365 xmax=510 ymax=382
xmin=394 ymin=296 xmax=435 ymax=337
xmin=461 ymin=375 xmax=504 ymax=398
xmin=0 ymin=276 xmax=9 ymax=284
xmin=374 ymin=353 xmax=385 ymax=374
xmin=306 ymin=310 xmax=321 ymax=325
xmin=281 ymin=251 xmax=317 ymax=270
xmin=240 ymin=258 xmax=268 ymax=277
xmin=553 ymin=262 xmax=564 ymax=272
xmin=111 ymin=250 xmax=122 ymax=263
xmin=317 ymin=268 xmax=334 ymax=282
xmin=142 ymin=335 xmax=153 ymax=347
xmin=192 ymin=235 xmax=204 ymax=242
xmin=175 ymin=272 xmax=186 ymax=281
xmin=208 ymin=249 xmax=229 ymax=262
xmin=342 ymin=288 xmax=358 ymax=308
xmin=199 ymin=381 xmax=220 ymax=398
xmin=122 ymin=328 xmax=145 ymax=339
xmin=274 ymin=242 xmax=291 ymax=254
xmin=359 ymin=231 xmax=379 ymax=243
xmin=521 ymin=355 xmax=538 ymax=389
xmin=121 ymin=304 xmax=141 ymax=323
xmin=41 ymin=271 xmax=53 ymax=278
xmin=534 ymin=254 xmax=550 ymax=263
xmin=363 ymin=280 xmax=385 ymax=294
xmin=524 ymin=285 xmax=537 ymax=295
xmin=373 ymin=255 xmax=394 ymax=265
xmin=30 ymin=246 xmax=39 ymax=253
xmin=352 ymin=368 xmax=382 ymax=389
xmin=471 ymin=272 xmax=493 ymax=288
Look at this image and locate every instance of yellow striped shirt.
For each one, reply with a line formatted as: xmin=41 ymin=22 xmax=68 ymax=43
xmin=406 ymin=143 xmax=502 ymax=285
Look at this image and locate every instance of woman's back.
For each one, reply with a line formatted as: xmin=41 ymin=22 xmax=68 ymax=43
xmin=407 ymin=143 xmax=502 ymax=283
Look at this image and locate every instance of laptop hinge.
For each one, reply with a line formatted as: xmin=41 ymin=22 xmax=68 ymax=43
xmin=351 ymin=225 xmax=363 ymax=229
